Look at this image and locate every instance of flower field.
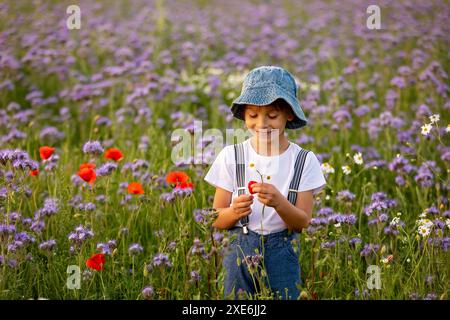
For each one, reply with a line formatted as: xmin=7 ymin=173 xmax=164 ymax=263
xmin=0 ymin=0 xmax=449 ymax=300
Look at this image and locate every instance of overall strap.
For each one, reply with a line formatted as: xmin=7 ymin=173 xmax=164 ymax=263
xmin=234 ymin=142 xmax=246 ymax=196
xmin=287 ymin=149 xmax=310 ymax=206
xmin=234 ymin=142 xmax=249 ymax=234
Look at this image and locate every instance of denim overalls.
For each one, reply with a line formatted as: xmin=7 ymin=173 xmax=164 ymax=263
xmin=223 ymin=143 xmax=310 ymax=300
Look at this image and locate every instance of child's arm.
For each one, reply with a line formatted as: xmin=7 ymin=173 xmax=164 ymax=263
xmin=211 ymin=187 xmax=254 ymax=230
xmin=273 ymin=190 xmax=313 ymax=232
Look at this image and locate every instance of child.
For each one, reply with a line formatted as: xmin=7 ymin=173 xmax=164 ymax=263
xmin=204 ymin=66 xmax=326 ymax=299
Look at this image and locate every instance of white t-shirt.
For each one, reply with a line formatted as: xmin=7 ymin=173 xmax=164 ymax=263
xmin=204 ymin=138 xmax=326 ymax=234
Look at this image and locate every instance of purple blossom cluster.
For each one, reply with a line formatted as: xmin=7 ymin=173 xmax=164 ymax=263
xmin=96 ymin=240 xmax=117 ymax=255
xmin=128 ymin=243 xmax=144 ymax=256
xmin=363 ymin=192 xmax=397 ymax=217
xmin=68 ymin=225 xmax=94 ymax=247
xmin=82 ymin=140 xmax=104 ymax=156
xmin=0 ymin=149 xmax=38 ymax=171
xmin=38 ymin=239 xmax=57 ymax=252
xmin=360 ymin=244 xmax=380 ymax=257
xmin=96 ymin=162 xmax=118 ymax=177
xmin=152 ymin=253 xmax=172 ymax=268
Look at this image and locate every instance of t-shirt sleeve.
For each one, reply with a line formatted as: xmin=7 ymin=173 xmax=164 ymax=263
xmin=297 ymin=151 xmax=327 ymax=195
xmin=204 ymin=146 xmax=235 ymax=193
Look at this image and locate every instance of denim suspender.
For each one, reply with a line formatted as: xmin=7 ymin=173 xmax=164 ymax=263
xmin=234 ymin=143 xmax=249 ymax=234
xmin=287 ymin=149 xmax=310 ymax=206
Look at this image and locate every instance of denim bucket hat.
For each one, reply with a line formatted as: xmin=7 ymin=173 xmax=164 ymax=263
xmin=231 ymin=66 xmax=308 ymax=129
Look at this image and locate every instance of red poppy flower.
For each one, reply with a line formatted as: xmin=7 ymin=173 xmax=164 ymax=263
xmin=39 ymin=146 xmax=55 ymax=160
xmin=29 ymin=169 xmax=39 ymax=176
xmin=104 ymin=148 xmax=123 ymax=162
xmin=128 ymin=182 xmax=144 ymax=194
xmin=166 ymin=171 xmax=190 ymax=185
xmin=248 ymin=181 xmax=257 ymax=194
xmin=86 ymin=253 xmax=105 ymax=271
xmin=175 ymin=182 xmax=194 ymax=189
xmin=78 ymin=167 xmax=96 ymax=184
xmin=79 ymin=163 xmax=96 ymax=170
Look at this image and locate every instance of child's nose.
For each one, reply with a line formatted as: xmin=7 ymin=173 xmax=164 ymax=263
xmin=256 ymin=116 xmax=269 ymax=129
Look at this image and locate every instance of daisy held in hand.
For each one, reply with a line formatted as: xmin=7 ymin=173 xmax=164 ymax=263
xmin=248 ymin=162 xmax=272 ymax=220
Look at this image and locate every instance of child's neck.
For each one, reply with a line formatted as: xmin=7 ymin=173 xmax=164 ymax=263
xmin=250 ymin=135 xmax=290 ymax=156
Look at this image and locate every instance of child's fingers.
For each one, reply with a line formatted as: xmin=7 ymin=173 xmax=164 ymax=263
xmin=234 ymin=200 xmax=253 ymax=208
xmin=251 ymin=186 xmax=268 ymax=194
xmin=238 ymin=209 xmax=252 ymax=218
xmin=237 ymin=195 xmax=254 ymax=202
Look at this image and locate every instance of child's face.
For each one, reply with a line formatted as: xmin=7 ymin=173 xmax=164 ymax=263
xmin=244 ymin=104 xmax=294 ymax=141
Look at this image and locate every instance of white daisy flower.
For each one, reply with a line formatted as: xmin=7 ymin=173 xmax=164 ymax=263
xmin=429 ymin=114 xmax=440 ymax=123
xmin=390 ymin=217 xmax=400 ymax=226
xmin=421 ymin=123 xmax=432 ymax=136
xmin=418 ymin=225 xmax=431 ymax=237
xmin=446 ymin=124 xmax=450 ymax=133
xmin=446 ymin=219 xmax=450 ymax=230
xmin=353 ymin=152 xmax=363 ymax=165
xmin=342 ymin=165 xmax=352 ymax=175
xmin=417 ymin=218 xmax=433 ymax=229
xmin=419 ymin=210 xmax=428 ymax=218
xmin=321 ymin=162 xmax=335 ymax=174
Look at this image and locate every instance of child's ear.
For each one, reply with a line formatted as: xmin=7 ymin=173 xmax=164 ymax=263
xmin=287 ymin=112 xmax=294 ymax=122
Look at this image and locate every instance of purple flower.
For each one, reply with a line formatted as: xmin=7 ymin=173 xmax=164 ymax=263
xmin=160 ymin=192 xmax=175 ymax=202
xmin=95 ymin=116 xmax=112 ymax=127
xmin=336 ymin=190 xmax=356 ymax=203
xmin=153 ymin=253 xmax=172 ymax=267
xmin=82 ymin=140 xmax=104 ymax=155
xmin=71 ymin=174 xmax=84 ymax=187
xmin=77 ymin=202 xmax=96 ymax=212
xmin=193 ymin=209 xmax=215 ymax=224
xmin=414 ymin=161 xmax=438 ymax=188
xmin=30 ymin=219 xmax=45 ymax=234
xmin=96 ymin=162 xmax=118 ymax=177
xmin=213 ymin=232 xmax=224 ymax=242
xmin=364 ymin=192 xmax=397 ymax=216
xmin=0 ymin=224 xmax=16 ymax=238
xmin=14 ymin=231 xmax=35 ymax=244
xmin=68 ymin=225 xmax=94 ymax=246
xmin=168 ymin=241 xmax=177 ymax=251
xmin=424 ymin=293 xmax=437 ymax=300
xmin=40 ymin=126 xmax=65 ymax=143
xmin=360 ymin=244 xmax=380 ymax=257
xmin=39 ymin=239 xmax=57 ymax=251
xmin=36 ymin=198 xmax=59 ymax=218
xmin=190 ymin=270 xmax=201 ymax=282
xmin=128 ymin=243 xmax=144 ymax=256
xmin=354 ymin=288 xmax=370 ymax=298
xmin=321 ymin=241 xmax=336 ymax=249
xmin=97 ymin=240 xmax=116 ymax=255
xmin=142 ymin=286 xmax=154 ymax=300
xmin=191 ymin=238 xmax=206 ymax=257
xmin=349 ymin=237 xmax=362 ymax=246
xmin=44 ymin=153 xmax=59 ymax=171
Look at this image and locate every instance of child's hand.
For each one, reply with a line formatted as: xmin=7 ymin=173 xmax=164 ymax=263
xmin=251 ymin=183 xmax=284 ymax=209
xmin=231 ymin=194 xmax=254 ymax=219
